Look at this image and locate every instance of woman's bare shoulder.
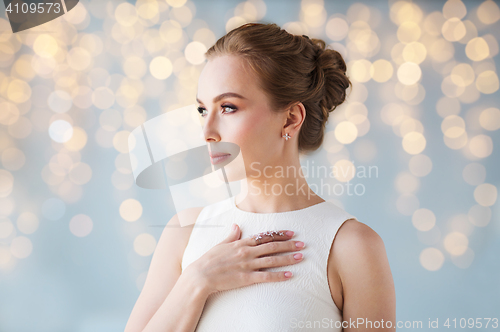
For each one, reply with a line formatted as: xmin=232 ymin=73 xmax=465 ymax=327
xmin=330 ymin=218 xmax=391 ymax=282
xmin=332 ymin=219 xmax=386 ymax=262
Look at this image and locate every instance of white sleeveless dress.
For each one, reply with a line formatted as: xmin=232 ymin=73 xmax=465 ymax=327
xmin=181 ymin=196 xmax=358 ymax=332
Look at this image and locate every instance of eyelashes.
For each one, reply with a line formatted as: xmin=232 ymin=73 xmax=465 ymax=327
xmin=197 ymin=104 xmax=237 ymax=117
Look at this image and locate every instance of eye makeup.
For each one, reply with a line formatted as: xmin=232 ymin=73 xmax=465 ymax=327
xmin=197 ymin=103 xmax=238 ymax=117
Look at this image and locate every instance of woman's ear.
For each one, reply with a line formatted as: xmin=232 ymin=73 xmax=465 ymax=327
xmin=283 ymin=102 xmax=306 ymax=136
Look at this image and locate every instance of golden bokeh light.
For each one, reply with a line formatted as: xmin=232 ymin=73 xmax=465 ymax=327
xmin=443 ymin=231 xmax=468 ymax=255
xmin=479 ymin=107 xmax=500 ymax=131
xmin=444 ymin=131 xmax=468 ymax=150
xmin=443 ymin=0 xmax=467 ymax=20
xmin=397 ymin=62 xmax=421 ymax=85
xmin=370 ymin=59 xmax=393 ymax=82
xmin=1 ymin=147 xmax=26 ymax=171
xmin=412 ymin=208 xmax=436 ymax=231
xmin=468 ymin=134 xmax=493 ymax=158
xmin=119 ymin=198 xmax=143 ymax=222
xmin=64 ymin=127 xmax=88 ymax=151
xmin=420 ymin=247 xmax=445 ymax=271
xmin=429 ymin=38 xmax=454 ymax=62
xmin=150 ymin=56 xmax=173 ymax=80
xmin=332 ymin=159 xmax=355 ymax=182
xmin=13 ymin=55 xmax=36 ymax=80
xmin=441 ymin=115 xmax=466 ymax=138
xmin=7 ymin=79 xmax=31 ymax=104
xmin=100 ymin=109 xmax=123 ymax=132
xmin=450 ymin=63 xmax=475 ymax=86
xmin=225 ymin=17 xmax=247 ymax=33
xmin=115 ymin=2 xmax=139 ymax=27
xmin=402 ymin=42 xmax=427 ymax=64
xmin=10 ymin=236 xmax=32 ymax=259
xmin=334 ymin=121 xmax=358 ymax=144
xmin=123 ymin=56 xmax=148 ymax=79
xmin=398 ymin=117 xmax=424 ymax=138
xmin=68 ymin=162 xmax=92 ymax=185
xmin=113 ymin=130 xmax=133 ymax=153
xmin=458 ymin=20 xmax=478 ymax=45
xmin=301 ymin=0 xmax=327 ymax=28
xmin=344 ymin=102 xmax=368 ymax=124
xmin=325 ymin=17 xmax=349 ymax=41
xmin=33 ymin=34 xmax=59 ymax=58
xmin=465 ymin=37 xmax=490 ymax=61
xmin=473 ymin=183 xmax=497 ymax=207
xmin=402 ymin=131 xmax=426 ymax=154
xmin=468 ymin=204 xmax=491 ymax=227
xmin=462 ymin=162 xmax=486 ymax=185
xmin=441 ymin=18 xmax=466 ymax=42
xmin=184 ymin=41 xmax=207 ymax=65
xmin=159 ymin=20 xmax=183 ymax=44
xmin=423 ymin=11 xmax=445 ymax=37
xmin=67 ymin=47 xmax=92 ymax=71
xmin=441 ymin=75 xmax=465 ymax=98
xmin=134 ymin=233 xmax=157 ymax=256
xmin=16 ymin=212 xmax=39 ymax=235
xmin=166 ymin=0 xmax=187 ymax=8
xmin=395 ymin=171 xmax=420 ymax=194
xmin=475 ymin=70 xmax=499 ymax=94
xmin=0 ymin=101 xmax=20 ymax=126
xmin=390 ymin=1 xmax=423 ymax=25
xmin=349 ymin=59 xmax=372 ymax=82
xmin=409 ymin=154 xmax=432 ymax=177
xmin=69 ymin=214 xmax=93 ymax=237
xmin=92 ymin=87 xmax=115 ymax=110
xmin=398 ymin=21 xmax=421 ymax=43
xmin=476 ymin=0 xmax=500 ymax=24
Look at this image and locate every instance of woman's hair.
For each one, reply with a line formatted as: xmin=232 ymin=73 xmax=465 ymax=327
xmin=204 ymin=22 xmax=351 ymax=153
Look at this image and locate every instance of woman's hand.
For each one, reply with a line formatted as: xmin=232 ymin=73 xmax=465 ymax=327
xmin=185 ymin=223 xmax=305 ymax=295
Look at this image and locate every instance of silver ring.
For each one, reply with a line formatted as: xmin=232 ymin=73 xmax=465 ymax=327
xmin=249 ymin=230 xmax=285 ymax=244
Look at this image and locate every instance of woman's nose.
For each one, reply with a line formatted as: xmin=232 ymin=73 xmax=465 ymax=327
xmin=201 ymin=111 xmax=220 ymax=142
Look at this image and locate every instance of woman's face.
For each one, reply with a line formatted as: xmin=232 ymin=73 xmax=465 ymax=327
xmin=196 ymin=54 xmax=287 ymax=179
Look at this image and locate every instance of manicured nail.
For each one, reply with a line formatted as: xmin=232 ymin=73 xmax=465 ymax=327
xmin=284 ymin=271 xmax=293 ymax=278
xmin=294 ymin=253 xmax=303 ymax=260
xmin=286 ymin=231 xmax=294 ymax=237
xmin=295 ymin=241 xmax=304 ymax=248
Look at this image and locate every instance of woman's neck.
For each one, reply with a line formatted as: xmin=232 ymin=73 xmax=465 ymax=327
xmin=234 ymin=160 xmax=325 ymax=213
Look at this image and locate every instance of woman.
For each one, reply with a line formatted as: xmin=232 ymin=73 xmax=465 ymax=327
xmin=125 ymin=23 xmax=395 ymax=332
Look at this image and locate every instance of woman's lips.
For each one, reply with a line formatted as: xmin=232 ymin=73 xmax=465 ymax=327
xmin=209 ymin=153 xmax=231 ymax=165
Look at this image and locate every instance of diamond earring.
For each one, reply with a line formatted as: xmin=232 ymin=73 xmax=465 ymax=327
xmin=283 ymin=133 xmax=291 ymax=140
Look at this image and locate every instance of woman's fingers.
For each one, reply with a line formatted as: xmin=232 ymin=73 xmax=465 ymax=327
xmin=250 ymin=270 xmax=294 ymax=283
xmin=252 ymin=239 xmax=305 ymax=257
xmin=244 ymin=230 xmax=294 ymax=246
xmin=253 ymin=252 xmax=304 ymax=270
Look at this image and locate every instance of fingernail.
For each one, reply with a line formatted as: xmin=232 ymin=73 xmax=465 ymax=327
xmin=295 ymin=241 xmax=304 ymax=248
xmin=294 ymin=253 xmax=303 ymax=260
xmin=232 ymin=223 xmax=237 ymax=231
xmin=284 ymin=271 xmax=293 ymax=278
xmin=286 ymin=231 xmax=294 ymax=237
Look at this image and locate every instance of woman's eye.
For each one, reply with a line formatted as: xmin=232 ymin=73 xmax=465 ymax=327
xmin=197 ymin=105 xmax=237 ymax=117
xmin=222 ymin=105 xmax=237 ymax=114
xmin=197 ymin=107 xmax=207 ymax=117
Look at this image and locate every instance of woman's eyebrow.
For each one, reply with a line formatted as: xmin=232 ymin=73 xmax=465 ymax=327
xmin=196 ymin=92 xmax=247 ymax=104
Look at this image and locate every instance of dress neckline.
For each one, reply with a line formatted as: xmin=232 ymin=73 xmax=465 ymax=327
xmin=231 ymin=195 xmax=328 ymax=216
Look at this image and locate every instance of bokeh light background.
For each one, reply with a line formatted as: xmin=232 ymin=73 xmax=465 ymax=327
xmin=0 ymin=0 xmax=499 ymax=331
